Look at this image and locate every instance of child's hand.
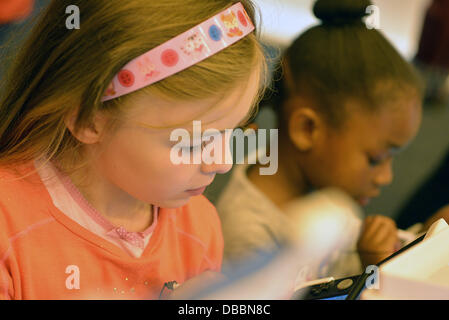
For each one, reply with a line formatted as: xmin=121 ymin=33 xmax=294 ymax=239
xmin=357 ymin=215 xmax=399 ymax=268
xmin=166 ymin=271 xmax=226 ymax=300
xmin=422 ymin=204 xmax=449 ymax=232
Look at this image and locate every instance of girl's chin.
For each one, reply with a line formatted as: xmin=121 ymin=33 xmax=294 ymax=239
xmin=155 ymin=196 xmax=193 ymax=209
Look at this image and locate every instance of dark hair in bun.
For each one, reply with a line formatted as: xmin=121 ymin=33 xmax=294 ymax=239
xmin=267 ymin=0 xmax=423 ymax=128
xmin=313 ymin=0 xmax=372 ymax=25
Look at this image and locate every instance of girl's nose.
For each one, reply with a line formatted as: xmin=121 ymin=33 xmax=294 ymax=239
xmin=200 ymin=133 xmax=233 ymax=175
xmin=374 ymin=159 xmax=393 ymax=187
xmin=201 ymin=161 xmax=233 ymax=175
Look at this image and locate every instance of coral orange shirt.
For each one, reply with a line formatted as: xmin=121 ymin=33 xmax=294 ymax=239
xmin=0 ymin=162 xmax=223 ymax=300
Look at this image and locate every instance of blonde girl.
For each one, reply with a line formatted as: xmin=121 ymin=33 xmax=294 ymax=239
xmin=0 ymin=0 xmax=267 ymax=299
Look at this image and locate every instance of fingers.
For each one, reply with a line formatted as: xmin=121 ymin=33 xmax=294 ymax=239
xmin=359 ymin=215 xmax=398 ymax=247
xmin=357 ymin=215 xmax=399 ymax=267
xmin=357 ymin=216 xmax=398 ymax=267
xmin=372 ymin=216 xmax=397 ymax=247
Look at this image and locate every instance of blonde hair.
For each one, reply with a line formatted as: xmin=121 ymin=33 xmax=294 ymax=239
xmin=0 ymin=0 xmax=268 ymax=175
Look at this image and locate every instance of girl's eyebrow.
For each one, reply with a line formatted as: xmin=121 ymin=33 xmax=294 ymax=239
xmin=213 ymin=108 xmax=257 ymax=134
xmin=201 ymin=103 xmax=259 ymax=135
xmin=187 ymin=97 xmax=261 ymax=136
xmin=371 ymin=143 xmax=402 ymax=157
xmin=375 ymin=144 xmax=402 ymax=158
xmin=387 ymin=142 xmax=402 ymax=153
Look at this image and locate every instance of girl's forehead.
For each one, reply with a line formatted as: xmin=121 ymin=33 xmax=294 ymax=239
xmin=343 ymin=98 xmax=422 ymax=150
xmin=127 ymin=67 xmax=261 ymax=130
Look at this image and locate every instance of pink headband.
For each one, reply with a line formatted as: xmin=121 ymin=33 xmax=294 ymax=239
xmin=102 ymin=2 xmax=255 ymax=102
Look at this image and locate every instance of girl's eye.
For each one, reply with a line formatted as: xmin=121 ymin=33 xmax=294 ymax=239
xmin=368 ymin=157 xmax=382 ymax=167
xmin=187 ymin=141 xmax=208 ymax=151
xmin=368 ymin=155 xmax=385 ymax=167
xmin=368 ymin=154 xmax=391 ymax=167
xmin=187 ymin=144 xmax=201 ymax=151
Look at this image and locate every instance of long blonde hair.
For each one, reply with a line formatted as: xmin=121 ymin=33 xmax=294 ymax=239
xmin=0 ymin=0 xmax=268 ymax=175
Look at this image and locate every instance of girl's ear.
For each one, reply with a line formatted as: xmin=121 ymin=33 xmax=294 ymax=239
xmin=287 ymin=106 xmax=324 ymax=152
xmin=64 ymin=109 xmax=108 ymax=144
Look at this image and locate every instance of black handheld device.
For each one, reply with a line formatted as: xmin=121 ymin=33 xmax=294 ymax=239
xmin=345 ymin=234 xmax=426 ymax=300
xmin=291 ymin=274 xmax=361 ymax=300
xmin=291 ymin=233 xmax=426 ymax=300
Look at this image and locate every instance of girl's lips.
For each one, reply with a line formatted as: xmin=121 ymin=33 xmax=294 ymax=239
xmin=185 ymin=186 xmax=207 ymax=196
xmin=358 ymin=197 xmax=372 ymax=207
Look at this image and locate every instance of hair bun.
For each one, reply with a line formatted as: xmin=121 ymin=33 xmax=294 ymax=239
xmin=313 ymin=0 xmax=372 ymax=25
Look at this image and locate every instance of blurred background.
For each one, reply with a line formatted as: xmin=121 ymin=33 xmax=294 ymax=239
xmin=1 ymin=0 xmax=448 ymax=225
xmin=257 ymin=0 xmax=429 ymax=58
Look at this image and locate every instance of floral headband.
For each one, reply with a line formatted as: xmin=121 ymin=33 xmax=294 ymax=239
xmin=102 ymin=2 xmax=255 ymax=102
